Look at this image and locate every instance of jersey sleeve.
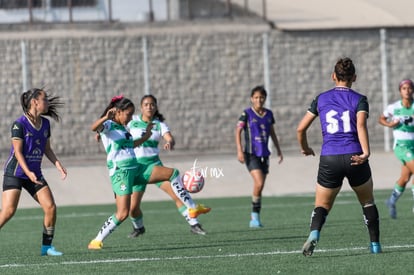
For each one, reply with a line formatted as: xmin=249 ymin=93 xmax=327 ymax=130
xmin=357 ymin=96 xmax=369 ymax=117
xmin=43 ymin=117 xmax=51 ymax=139
xmin=237 ymin=111 xmax=248 ymax=128
xmin=307 ymin=96 xmax=319 ymax=116
xmin=159 ymin=121 xmax=170 ymax=136
xmin=383 ymin=103 xmax=394 ymax=118
xmin=100 ymin=120 xmax=112 ymax=135
xmin=11 ymin=121 xmax=24 ymax=139
xmin=265 ymin=109 xmax=275 ymax=124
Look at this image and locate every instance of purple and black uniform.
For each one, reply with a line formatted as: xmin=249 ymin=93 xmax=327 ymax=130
xmin=309 ymin=86 xmax=367 ymax=156
xmin=237 ymin=107 xmax=275 ymax=174
xmin=308 ymin=86 xmax=371 ymax=188
xmin=238 ymin=107 xmax=275 ymax=157
xmin=3 ymin=115 xmax=50 ymax=194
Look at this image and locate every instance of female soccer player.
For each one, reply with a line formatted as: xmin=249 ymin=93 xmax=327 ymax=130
xmin=235 ymin=85 xmax=283 ymax=228
xmin=1 ymin=88 xmax=67 ymax=256
xmin=297 ymin=57 xmax=381 ymax=256
xmin=379 ymin=79 xmax=414 ymax=219
xmin=88 ymin=95 xmax=209 ymax=250
xmin=127 ymin=94 xmax=209 ymax=237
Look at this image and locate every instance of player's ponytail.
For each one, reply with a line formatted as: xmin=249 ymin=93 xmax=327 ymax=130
xmin=21 ymin=88 xmax=63 ymax=122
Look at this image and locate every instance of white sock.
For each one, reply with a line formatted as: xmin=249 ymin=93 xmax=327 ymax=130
xmin=170 ymin=170 xmax=196 ymax=209
xmin=94 ymin=215 xmax=120 ymax=242
xmin=180 ymin=207 xmax=199 ymax=226
xmin=130 ymin=216 xmax=144 ymax=229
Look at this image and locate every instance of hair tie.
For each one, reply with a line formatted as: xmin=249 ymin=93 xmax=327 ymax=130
xmin=111 ymin=94 xmax=124 ymax=103
xmin=399 ymin=79 xmax=414 ymax=90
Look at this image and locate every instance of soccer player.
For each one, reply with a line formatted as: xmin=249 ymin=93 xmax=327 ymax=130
xmin=297 ymin=57 xmax=381 ymax=256
xmin=127 ymin=94 xmax=208 ymax=237
xmin=88 ymin=95 xmax=210 ymax=250
xmin=235 ymin=85 xmax=283 ymax=228
xmin=379 ymin=79 xmax=414 ymax=219
xmin=1 ymin=88 xmax=67 ymax=256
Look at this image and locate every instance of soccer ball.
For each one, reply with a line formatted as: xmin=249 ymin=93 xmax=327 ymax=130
xmin=182 ymin=170 xmax=204 ymax=193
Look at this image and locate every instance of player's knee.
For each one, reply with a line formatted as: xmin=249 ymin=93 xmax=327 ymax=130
xmin=116 ymin=210 xmax=130 ymax=222
xmin=42 ymin=202 xmax=57 ymax=217
xmin=401 ymin=176 xmax=410 ymax=183
xmin=1 ymin=206 xmax=17 ymax=221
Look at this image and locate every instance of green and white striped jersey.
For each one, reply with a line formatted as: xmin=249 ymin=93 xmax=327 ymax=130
xmin=383 ymin=100 xmax=414 ymax=147
xmin=100 ymin=120 xmax=138 ymax=175
xmin=128 ymin=114 xmax=170 ymax=162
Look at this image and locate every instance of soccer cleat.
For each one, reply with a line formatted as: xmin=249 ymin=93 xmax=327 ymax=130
xmin=128 ymin=226 xmax=146 ymax=238
xmin=249 ymin=212 xmax=263 ymax=228
xmin=370 ymin=242 xmax=382 ymax=254
xmin=249 ymin=219 xmax=263 ymax=228
xmin=88 ymin=239 xmax=103 ymax=250
xmin=41 ymin=245 xmax=63 ymax=256
xmin=302 ymin=230 xmax=320 ymax=256
xmin=302 ymin=240 xmax=317 ymax=256
xmin=386 ymin=198 xmax=397 ymax=219
xmin=188 ymin=204 xmax=211 ymax=219
xmin=190 ymin=223 xmax=207 ymax=235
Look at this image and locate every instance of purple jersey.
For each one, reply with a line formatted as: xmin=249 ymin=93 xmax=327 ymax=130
xmin=238 ymin=107 xmax=275 ymax=157
xmin=4 ymin=115 xmax=51 ymax=179
xmin=308 ymin=87 xmax=369 ymax=156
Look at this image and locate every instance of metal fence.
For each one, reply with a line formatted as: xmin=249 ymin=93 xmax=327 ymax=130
xmin=0 ymin=0 xmax=268 ymax=24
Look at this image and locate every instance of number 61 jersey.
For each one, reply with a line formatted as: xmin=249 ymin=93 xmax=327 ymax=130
xmin=307 ymin=86 xmax=369 ymax=156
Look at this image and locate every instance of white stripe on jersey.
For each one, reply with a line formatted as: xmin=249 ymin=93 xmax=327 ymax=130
xmin=128 ymin=114 xmax=170 ymax=159
xmin=100 ymin=120 xmax=137 ymax=175
xmin=384 ymin=100 xmax=414 ymax=143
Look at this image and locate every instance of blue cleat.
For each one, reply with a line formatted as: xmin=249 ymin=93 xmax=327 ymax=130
xmin=41 ymin=245 xmax=63 ymax=256
xmin=370 ymin=242 xmax=382 ymax=254
xmin=386 ymin=198 xmax=397 ymax=219
xmin=302 ymin=230 xmax=320 ymax=256
xmin=249 ymin=212 xmax=263 ymax=228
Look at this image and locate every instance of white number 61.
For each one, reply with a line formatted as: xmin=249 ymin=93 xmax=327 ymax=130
xmin=326 ymin=110 xmax=351 ymax=134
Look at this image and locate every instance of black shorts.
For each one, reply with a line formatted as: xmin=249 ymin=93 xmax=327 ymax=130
xmin=317 ymin=154 xmax=371 ymax=189
xmin=244 ymin=153 xmax=269 ymax=174
xmin=3 ymin=175 xmax=48 ymax=197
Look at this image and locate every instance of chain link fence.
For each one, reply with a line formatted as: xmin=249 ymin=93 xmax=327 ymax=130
xmin=0 ymin=0 xmax=268 ymax=24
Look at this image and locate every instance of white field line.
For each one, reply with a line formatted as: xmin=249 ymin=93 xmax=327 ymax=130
xmin=1 ymin=244 xmax=414 ymax=269
xmin=11 ymin=199 xmax=360 ymax=220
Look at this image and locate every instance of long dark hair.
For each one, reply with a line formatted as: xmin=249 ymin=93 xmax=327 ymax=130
xmin=140 ymin=94 xmax=165 ymax=122
xmin=20 ymin=88 xmax=63 ymax=122
xmin=100 ymin=95 xmax=135 ymax=118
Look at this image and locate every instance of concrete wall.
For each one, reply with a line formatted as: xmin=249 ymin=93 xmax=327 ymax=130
xmin=0 ymin=23 xmax=412 ymax=160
